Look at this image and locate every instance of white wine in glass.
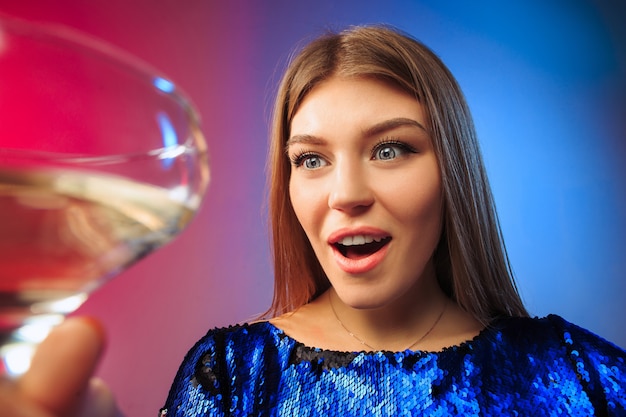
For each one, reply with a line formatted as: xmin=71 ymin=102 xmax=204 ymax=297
xmin=0 ymin=16 xmax=210 ymax=377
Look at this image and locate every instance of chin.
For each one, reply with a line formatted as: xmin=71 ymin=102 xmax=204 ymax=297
xmin=335 ymin=290 xmax=391 ymax=311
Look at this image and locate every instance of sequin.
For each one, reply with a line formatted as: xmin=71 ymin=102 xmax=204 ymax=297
xmin=161 ymin=315 xmax=625 ymax=416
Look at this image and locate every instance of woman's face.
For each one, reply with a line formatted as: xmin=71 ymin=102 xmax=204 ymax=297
xmin=287 ymin=76 xmax=443 ymax=310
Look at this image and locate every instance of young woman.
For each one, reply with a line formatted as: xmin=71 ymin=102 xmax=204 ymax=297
xmin=7 ymin=25 xmax=625 ymax=417
xmin=157 ymin=26 xmax=625 ymax=416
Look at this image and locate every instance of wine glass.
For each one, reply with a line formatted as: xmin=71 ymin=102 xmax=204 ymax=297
xmin=0 ymin=16 xmax=210 ymax=378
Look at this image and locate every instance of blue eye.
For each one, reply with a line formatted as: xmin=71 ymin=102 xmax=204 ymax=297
xmin=303 ymin=156 xmax=325 ymax=169
xmin=291 ymin=152 xmax=328 ymax=170
xmin=373 ymin=140 xmax=416 ymax=161
xmin=376 ymin=146 xmax=397 ymax=160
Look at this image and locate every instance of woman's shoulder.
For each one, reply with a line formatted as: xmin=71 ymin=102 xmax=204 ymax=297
xmin=486 ymin=314 xmax=625 ymax=389
xmin=469 ymin=314 xmax=625 ymax=414
xmin=190 ymin=321 xmax=286 ymax=354
xmin=543 ymin=314 xmax=624 ymax=351
xmin=491 ymin=314 xmax=624 ymax=355
xmin=168 ymin=322 xmax=290 ymax=391
xmin=162 ymin=321 xmax=292 ymax=414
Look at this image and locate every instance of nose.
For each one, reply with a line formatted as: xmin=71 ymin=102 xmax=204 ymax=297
xmin=328 ymin=158 xmax=374 ymax=212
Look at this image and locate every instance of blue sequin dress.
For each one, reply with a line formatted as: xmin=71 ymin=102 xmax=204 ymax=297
xmin=161 ymin=315 xmax=625 ymax=416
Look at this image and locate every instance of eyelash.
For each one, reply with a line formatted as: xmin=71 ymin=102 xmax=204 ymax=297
xmin=289 ymin=151 xmax=319 ymax=168
xmin=289 ymin=138 xmax=417 ymax=168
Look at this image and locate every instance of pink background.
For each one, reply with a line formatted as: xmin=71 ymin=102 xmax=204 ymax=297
xmin=0 ymin=1 xmax=624 ymax=416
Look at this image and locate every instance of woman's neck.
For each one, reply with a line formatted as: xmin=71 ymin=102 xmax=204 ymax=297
xmin=325 ymin=275 xmax=449 ymax=351
xmin=270 ymin=268 xmax=483 ymax=352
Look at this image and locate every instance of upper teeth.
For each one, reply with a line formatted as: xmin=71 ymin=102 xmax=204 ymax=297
xmin=338 ymin=235 xmax=383 ymax=246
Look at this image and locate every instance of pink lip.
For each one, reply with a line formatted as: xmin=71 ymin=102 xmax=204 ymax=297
xmin=328 ymin=227 xmax=391 ymax=274
xmin=327 ymin=226 xmax=390 ymax=244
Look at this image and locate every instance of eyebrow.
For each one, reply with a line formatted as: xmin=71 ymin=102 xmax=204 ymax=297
xmin=362 ymin=117 xmax=427 ymax=137
xmin=286 ymin=117 xmax=427 ymax=151
xmin=285 ymin=134 xmax=326 ymax=149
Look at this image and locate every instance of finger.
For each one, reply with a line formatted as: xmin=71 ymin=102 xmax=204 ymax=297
xmin=0 ymin=382 xmax=53 ymax=417
xmin=17 ymin=317 xmax=106 ymax=417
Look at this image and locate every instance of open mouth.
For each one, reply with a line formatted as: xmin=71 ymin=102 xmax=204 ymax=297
xmin=334 ymin=237 xmax=391 ymax=260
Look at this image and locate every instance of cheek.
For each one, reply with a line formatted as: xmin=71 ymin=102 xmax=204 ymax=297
xmin=289 ymin=176 xmax=328 ymax=253
xmin=289 ymin=177 xmax=316 ymax=234
xmin=408 ymin=187 xmax=442 ymax=222
xmin=381 ymin=169 xmax=443 ymax=231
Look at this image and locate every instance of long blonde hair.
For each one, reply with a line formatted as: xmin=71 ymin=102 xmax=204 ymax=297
xmin=266 ymin=25 xmax=528 ymax=323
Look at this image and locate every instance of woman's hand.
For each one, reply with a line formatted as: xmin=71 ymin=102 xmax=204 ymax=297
xmin=1 ymin=317 xmax=121 ymax=417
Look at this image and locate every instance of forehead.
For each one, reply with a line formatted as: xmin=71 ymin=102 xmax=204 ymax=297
xmin=290 ymin=76 xmax=425 ymax=136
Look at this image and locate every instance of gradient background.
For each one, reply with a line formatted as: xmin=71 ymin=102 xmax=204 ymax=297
xmin=0 ymin=1 xmax=624 ymax=415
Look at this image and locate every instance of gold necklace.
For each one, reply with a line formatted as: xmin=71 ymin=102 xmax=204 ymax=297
xmin=328 ymin=291 xmax=447 ymax=351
